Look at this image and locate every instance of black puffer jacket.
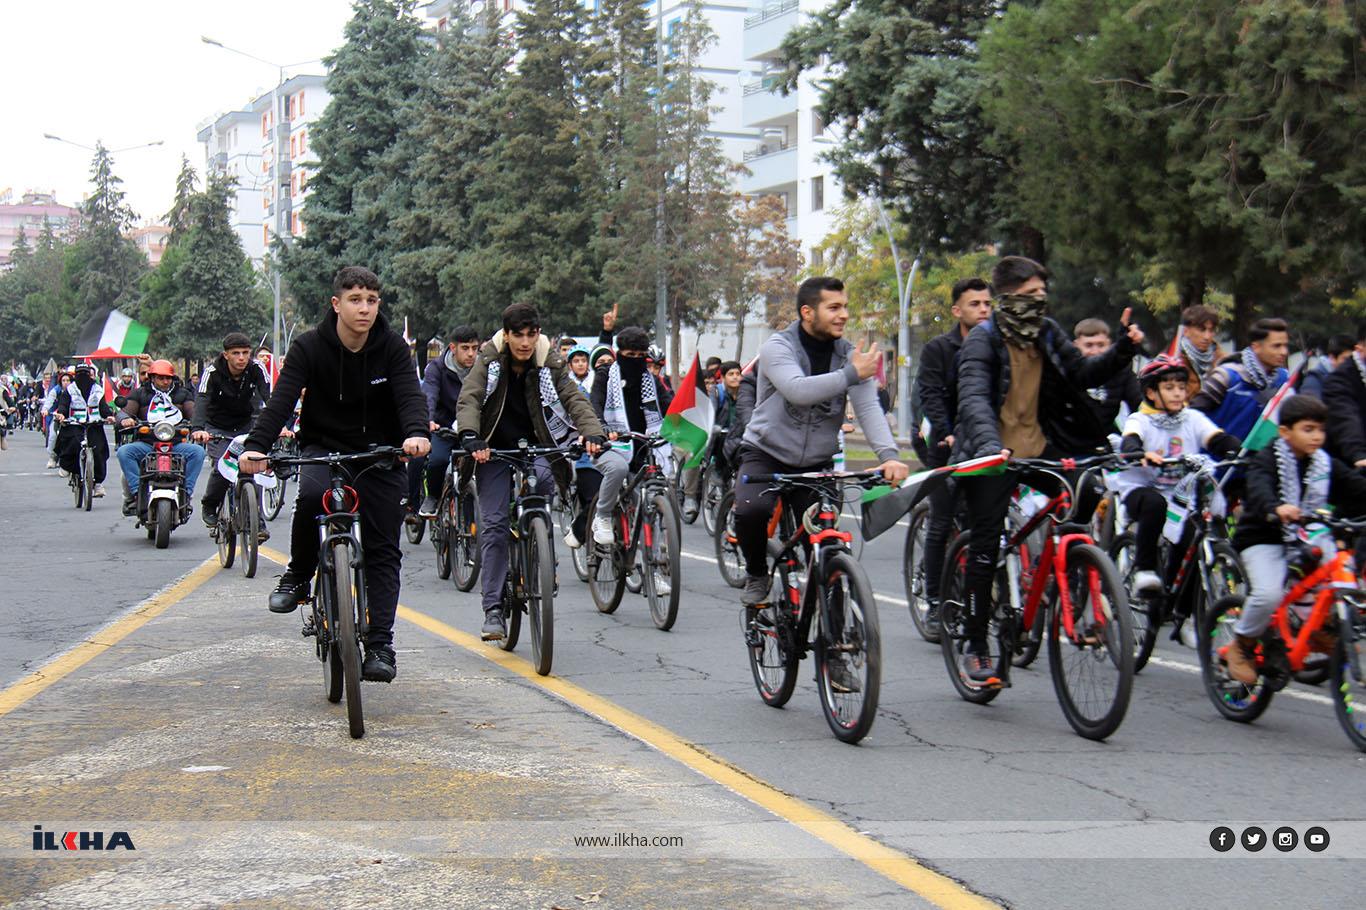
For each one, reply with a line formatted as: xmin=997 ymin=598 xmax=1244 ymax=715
xmin=1322 ymin=356 xmax=1366 ymax=465
xmin=953 ymin=316 xmax=1139 ymax=460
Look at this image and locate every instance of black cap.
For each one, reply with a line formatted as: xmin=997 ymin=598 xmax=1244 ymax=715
xmin=222 ymin=332 xmax=252 ymax=351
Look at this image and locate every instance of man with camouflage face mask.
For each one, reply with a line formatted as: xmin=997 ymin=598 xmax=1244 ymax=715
xmin=948 ymin=256 xmax=1145 ymax=688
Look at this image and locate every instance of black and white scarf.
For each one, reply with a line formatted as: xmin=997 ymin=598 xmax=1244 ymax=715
xmin=1273 ymin=437 xmax=1330 ymax=543
xmin=1240 ymin=347 xmax=1271 ymax=390
xmin=1179 ymin=334 xmax=1215 ymax=380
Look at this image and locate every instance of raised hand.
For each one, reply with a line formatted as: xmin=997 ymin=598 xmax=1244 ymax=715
xmin=851 ymin=342 xmax=881 ymax=381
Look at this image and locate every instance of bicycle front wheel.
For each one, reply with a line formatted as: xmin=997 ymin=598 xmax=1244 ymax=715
xmin=1198 ymin=594 xmax=1273 ymax=723
xmin=238 ymin=487 xmax=260 ymax=579
xmin=82 ymin=445 xmax=94 ymax=512
xmin=713 ymin=490 xmax=746 ymax=589
xmin=902 ymin=502 xmax=939 ymax=643
xmin=586 ymin=494 xmax=625 ymax=613
xmin=1110 ymin=532 xmax=1159 ymax=672
xmin=1331 ymin=595 xmax=1366 ymax=751
xmin=318 ymin=582 xmax=342 ymax=704
xmin=263 ymin=474 xmax=286 ymax=521
xmin=331 ymin=539 xmax=365 ymax=738
xmin=745 ymin=555 xmax=799 ymax=707
xmin=644 ymin=494 xmax=681 ymax=630
xmin=526 ymin=516 xmax=555 ymax=675
xmin=216 ymin=499 xmax=235 ymax=568
xmin=938 ymin=532 xmax=1006 ymax=705
xmin=404 ymin=513 xmax=426 ymax=545
xmin=815 ymin=550 xmax=881 ymax=744
xmin=452 ymin=489 xmax=481 ymax=592
xmin=434 ymin=493 xmax=454 ymax=580
xmin=1048 ymin=543 xmax=1134 ymax=741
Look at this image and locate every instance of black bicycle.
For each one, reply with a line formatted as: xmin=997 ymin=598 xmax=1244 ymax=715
xmin=713 ymin=487 xmax=747 ymax=589
xmin=60 ymin=416 xmax=102 ymax=512
xmin=741 ymin=469 xmax=883 ymax=744
xmin=264 ymin=446 xmax=404 ymax=739
xmin=481 ymin=440 xmax=572 ymax=676
xmin=588 ymin=433 xmax=681 ymax=631
xmin=430 ymin=429 xmax=481 ymax=591
xmin=208 ymin=434 xmax=267 ymax=579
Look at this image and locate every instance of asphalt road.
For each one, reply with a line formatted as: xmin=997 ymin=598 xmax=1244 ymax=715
xmin=1 ymin=426 xmax=1359 ymax=909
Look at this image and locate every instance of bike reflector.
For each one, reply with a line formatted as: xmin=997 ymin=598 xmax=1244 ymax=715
xmin=323 ymin=485 xmax=360 ymax=514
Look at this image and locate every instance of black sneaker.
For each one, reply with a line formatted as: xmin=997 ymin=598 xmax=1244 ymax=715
xmin=362 ymin=646 xmax=397 ymax=683
xmin=924 ymin=598 xmax=940 ymax=629
xmin=257 ymin=526 xmax=271 ymax=544
xmin=269 ymin=572 xmax=311 ymax=614
xmin=201 ymin=507 xmax=218 ymax=530
xmin=481 ymin=609 xmax=507 ymax=642
xmin=122 ymin=498 xmax=137 ymax=517
xmin=742 ymin=574 xmax=770 ymax=606
xmin=418 ymin=496 xmax=438 ymax=518
xmin=958 ymin=650 xmax=1000 ymax=687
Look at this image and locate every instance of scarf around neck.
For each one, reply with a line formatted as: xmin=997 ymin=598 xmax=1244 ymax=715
xmin=1273 ymin=437 xmax=1330 ymax=543
xmin=1179 ymin=334 xmax=1215 ymax=379
xmin=1240 ymin=347 xmax=1271 ymax=390
xmin=995 ymin=294 xmax=1048 ymax=347
xmin=1137 ymin=401 xmax=1187 ymax=432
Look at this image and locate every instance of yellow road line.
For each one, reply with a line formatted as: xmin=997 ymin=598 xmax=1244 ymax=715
xmin=260 ymin=545 xmax=996 ymax=908
xmin=0 ymin=555 xmax=221 ymax=718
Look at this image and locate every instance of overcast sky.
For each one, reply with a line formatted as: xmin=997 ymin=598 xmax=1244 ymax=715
xmin=1 ymin=0 xmax=359 ymax=222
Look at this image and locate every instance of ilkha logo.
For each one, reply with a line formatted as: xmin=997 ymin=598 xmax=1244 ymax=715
xmin=31 ymin=825 xmax=136 ymax=851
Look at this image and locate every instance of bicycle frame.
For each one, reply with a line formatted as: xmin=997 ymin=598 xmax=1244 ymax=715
xmin=1006 ymin=484 xmax=1103 ymax=646
xmin=768 ymin=487 xmax=856 ymax=659
xmin=1270 ymin=548 xmax=1357 ymax=672
xmin=315 ymin=471 xmax=369 ymax=646
xmin=613 ymin=443 xmax=672 ymax=565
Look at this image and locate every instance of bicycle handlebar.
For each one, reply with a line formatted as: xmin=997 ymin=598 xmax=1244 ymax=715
xmin=261 ymin=446 xmax=405 ymax=468
xmin=742 ymin=469 xmax=883 ymax=485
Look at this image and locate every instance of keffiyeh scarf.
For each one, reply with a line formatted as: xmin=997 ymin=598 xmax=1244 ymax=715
xmin=1274 ymin=437 xmax=1330 ymax=544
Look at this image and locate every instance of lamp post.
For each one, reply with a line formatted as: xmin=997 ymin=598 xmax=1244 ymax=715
xmin=43 ymin=134 xmax=165 ymax=155
xmin=876 ymin=203 xmax=920 ymax=445
xmin=200 ymin=36 xmax=320 ymax=365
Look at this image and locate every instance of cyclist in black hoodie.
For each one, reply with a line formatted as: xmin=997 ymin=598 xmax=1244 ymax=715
xmin=239 ymin=266 xmax=431 ymax=683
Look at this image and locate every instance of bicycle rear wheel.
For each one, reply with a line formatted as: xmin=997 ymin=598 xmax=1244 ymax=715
xmin=434 ymin=492 xmax=454 ymax=580
xmin=82 ymin=445 xmax=94 ymax=512
xmin=700 ymin=467 xmax=724 ymax=537
xmin=586 ymin=494 xmax=625 ymax=613
xmin=71 ymin=455 xmax=83 ymax=509
xmin=643 ymin=494 xmax=681 ymax=630
xmin=527 ymin=516 xmax=555 ymax=675
xmin=1049 ymin=543 xmax=1134 ymax=741
xmin=815 ymin=551 xmax=881 ymax=744
xmin=902 ymin=502 xmax=939 ymax=643
xmin=404 ymin=512 xmax=426 ymax=545
xmin=938 ymin=532 xmax=1006 ymax=704
xmin=1331 ymin=595 xmax=1366 ymax=751
xmin=216 ymin=499 xmax=235 ymax=568
xmin=1198 ymin=594 xmax=1273 ymax=722
xmin=452 ymin=488 xmax=481 ymax=592
xmin=1111 ymin=532 xmax=1159 ymax=672
xmin=713 ymin=490 xmax=746 ymax=589
xmin=500 ymin=574 xmax=522 ymax=652
xmin=331 ymin=539 xmax=365 ymax=738
xmin=238 ymin=486 xmax=259 ymax=579
xmin=263 ymin=474 xmax=286 ymax=520
xmin=745 ymin=554 xmax=800 ymax=707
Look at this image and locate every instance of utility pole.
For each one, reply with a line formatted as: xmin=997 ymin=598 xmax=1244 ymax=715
xmin=654 ymin=0 xmax=669 ymax=378
xmin=876 ymin=204 xmax=919 ymax=445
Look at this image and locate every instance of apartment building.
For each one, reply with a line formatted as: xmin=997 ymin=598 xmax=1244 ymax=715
xmin=0 ymin=190 xmax=82 ymax=268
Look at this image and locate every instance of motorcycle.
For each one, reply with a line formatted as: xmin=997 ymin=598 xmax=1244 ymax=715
xmin=130 ymin=414 xmax=194 ymax=549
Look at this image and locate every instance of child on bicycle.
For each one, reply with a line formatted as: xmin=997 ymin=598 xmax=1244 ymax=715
xmin=1226 ymin=394 xmax=1366 ymax=684
xmin=1113 ymin=354 xmax=1241 ymax=598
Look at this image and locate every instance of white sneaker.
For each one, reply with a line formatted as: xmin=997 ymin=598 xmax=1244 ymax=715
xmin=92 ymin=483 xmax=106 ymax=498
xmin=592 ymin=513 xmax=615 ymax=546
xmin=1179 ymin=622 xmax=1198 ymax=649
xmin=57 ymin=468 xmax=69 ymax=478
xmin=45 ymin=458 xmax=57 ymax=469
xmin=1132 ymin=570 xmax=1162 ymax=596
xmin=563 ymin=528 xmax=582 ymax=550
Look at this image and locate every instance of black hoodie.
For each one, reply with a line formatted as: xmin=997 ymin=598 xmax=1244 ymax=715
xmin=244 ymin=309 xmax=428 ymax=454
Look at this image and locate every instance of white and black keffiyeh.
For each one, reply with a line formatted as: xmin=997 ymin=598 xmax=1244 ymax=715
xmin=1273 ymin=437 xmax=1330 ymax=543
xmin=1241 ymin=347 xmax=1271 ymax=390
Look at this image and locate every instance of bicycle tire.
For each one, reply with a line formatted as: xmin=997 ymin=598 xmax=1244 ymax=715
xmin=263 ymin=474 xmax=286 ymax=521
xmin=435 ymin=492 xmax=454 ymax=580
xmin=644 ymin=494 xmax=681 ymax=630
xmin=82 ymin=445 xmax=94 ymax=512
xmin=216 ymin=499 xmax=236 ymax=568
xmin=332 ymin=538 xmax=365 ymax=738
xmin=586 ymin=493 xmax=626 ymax=613
xmin=501 ymin=575 xmax=522 ymax=652
xmin=239 ymin=486 xmax=259 ymax=579
xmin=815 ymin=550 xmax=881 ymax=744
xmin=404 ymin=513 xmax=426 ymax=545
xmin=938 ymin=532 xmax=1007 ymax=705
xmin=1110 ymin=532 xmax=1159 ymax=672
xmin=154 ymin=499 xmax=173 ymax=549
xmin=452 ymin=488 xmax=481 ymax=592
xmin=1005 ymin=504 xmax=1045 ymax=669
xmin=1198 ymin=539 xmax=1246 ymax=634
xmin=1198 ymin=594 xmax=1273 ymax=723
xmin=700 ymin=467 xmax=723 ymax=537
xmin=902 ymin=501 xmax=939 ymax=643
xmin=71 ymin=454 xmax=83 ymax=509
xmin=1048 ymin=543 xmax=1134 ymax=741
xmin=527 ymin=516 xmax=555 ymax=675
xmin=1330 ymin=601 xmax=1366 ymax=751
xmin=713 ymin=490 xmax=746 ymax=589
xmin=318 ymin=584 xmax=343 ymax=704
xmin=745 ymin=554 xmax=800 ymax=707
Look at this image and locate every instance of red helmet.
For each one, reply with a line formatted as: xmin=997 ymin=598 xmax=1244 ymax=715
xmin=1139 ymin=354 xmax=1187 ymax=390
xmin=147 ymin=359 xmax=176 ymax=378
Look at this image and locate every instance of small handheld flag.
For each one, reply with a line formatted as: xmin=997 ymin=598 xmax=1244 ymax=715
xmin=661 ymin=353 xmax=715 ymax=470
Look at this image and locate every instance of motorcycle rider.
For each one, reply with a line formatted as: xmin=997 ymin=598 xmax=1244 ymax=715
xmin=191 ymin=332 xmax=274 ymax=537
xmin=115 ymin=360 xmax=206 ymax=517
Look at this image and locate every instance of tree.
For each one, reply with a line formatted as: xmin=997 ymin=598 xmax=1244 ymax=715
xmin=9 ymin=226 xmax=31 ymax=265
xmin=779 ymin=0 xmax=1009 ymax=254
xmin=717 ymin=194 xmax=803 ymax=357
xmin=279 ymin=0 xmax=431 ymax=319
xmin=70 ymin=143 xmax=146 ymax=325
xmin=165 ymin=155 xmax=199 ymax=246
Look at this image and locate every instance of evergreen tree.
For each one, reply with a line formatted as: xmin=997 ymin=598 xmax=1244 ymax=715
xmin=165 ymin=155 xmax=199 ymax=246
xmin=279 ymin=0 xmax=430 ymax=320
xmin=70 ymin=143 xmax=147 ymax=323
xmin=8 ymin=226 xmax=32 ymax=265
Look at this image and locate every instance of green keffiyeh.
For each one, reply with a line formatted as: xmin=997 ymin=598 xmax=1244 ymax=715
xmin=995 ymin=293 xmax=1048 ymax=347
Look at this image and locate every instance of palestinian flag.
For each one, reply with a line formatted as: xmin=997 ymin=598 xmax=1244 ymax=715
xmin=661 ymin=353 xmax=714 ymax=469
xmin=952 ymin=452 xmax=1009 ymax=476
xmin=859 ymin=452 xmax=1015 ymax=541
xmin=74 ymin=308 xmax=150 ymax=358
xmin=1165 ymin=324 xmax=1185 ymax=359
xmin=102 ymin=374 xmax=116 ymax=404
xmin=1239 ymin=363 xmax=1302 ymax=453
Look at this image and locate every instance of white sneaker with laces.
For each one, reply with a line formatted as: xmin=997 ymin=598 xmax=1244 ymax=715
xmin=45 ymin=458 xmax=57 ymax=469
xmin=1179 ymin=622 xmax=1198 ymax=649
xmin=57 ymin=468 xmax=69 ymax=478
xmin=92 ymin=483 xmax=106 ymax=498
xmin=563 ymin=528 xmax=582 ymax=550
xmin=592 ymin=513 xmax=615 ymax=546
xmin=1132 ymin=570 xmax=1162 ymax=596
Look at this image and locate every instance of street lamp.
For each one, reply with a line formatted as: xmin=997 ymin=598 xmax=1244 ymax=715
xmin=200 ymin=36 xmax=321 ymax=365
xmin=43 ymin=134 xmax=164 ymax=154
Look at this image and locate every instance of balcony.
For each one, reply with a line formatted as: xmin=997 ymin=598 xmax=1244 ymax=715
xmin=741 ymin=141 xmax=798 ymax=194
xmin=744 ymin=0 xmax=799 ymax=60
xmin=741 ymin=78 xmax=798 ymax=127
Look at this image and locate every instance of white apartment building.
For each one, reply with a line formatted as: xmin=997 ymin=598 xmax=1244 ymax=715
xmin=197 ymin=74 xmax=331 ymax=267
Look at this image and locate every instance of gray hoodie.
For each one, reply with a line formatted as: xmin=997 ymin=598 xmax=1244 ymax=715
xmin=742 ymin=321 xmax=898 ymax=467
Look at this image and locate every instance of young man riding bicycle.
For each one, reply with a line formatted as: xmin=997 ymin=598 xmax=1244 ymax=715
xmin=456 ymin=303 xmax=621 ymax=642
xmin=951 ymin=256 xmax=1145 ymax=686
xmin=192 ymin=332 xmax=274 ymax=539
xmin=416 ymin=325 xmax=480 ymax=519
xmin=239 ymin=266 xmax=431 ymax=684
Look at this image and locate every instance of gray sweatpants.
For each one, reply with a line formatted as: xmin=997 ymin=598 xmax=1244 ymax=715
xmin=1234 ymin=541 xmax=1335 ymax=637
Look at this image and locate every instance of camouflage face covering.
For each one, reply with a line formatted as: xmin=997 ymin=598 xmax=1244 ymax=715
xmin=995 ymin=293 xmax=1048 ymax=347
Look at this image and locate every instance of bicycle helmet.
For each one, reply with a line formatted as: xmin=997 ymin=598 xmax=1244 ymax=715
xmin=120 ymin=367 xmax=134 ymax=380
xmin=646 ymin=344 xmax=665 ymax=364
xmin=1138 ymin=354 xmax=1187 ymax=389
xmin=146 ymin=359 xmax=176 ymax=378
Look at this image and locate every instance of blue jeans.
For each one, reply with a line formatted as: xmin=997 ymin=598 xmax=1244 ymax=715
xmin=476 ymin=456 xmax=555 ymax=612
xmin=117 ymin=441 xmax=206 ymax=504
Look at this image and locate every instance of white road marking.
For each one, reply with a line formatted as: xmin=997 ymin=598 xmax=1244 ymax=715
xmin=1145 ymin=654 xmax=1335 ymax=706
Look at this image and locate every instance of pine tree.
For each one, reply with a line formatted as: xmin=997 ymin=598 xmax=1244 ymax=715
xmin=71 ymin=143 xmax=147 ymax=320
xmin=165 ymin=155 xmax=199 ymax=247
xmin=9 ymin=226 xmax=32 ymax=265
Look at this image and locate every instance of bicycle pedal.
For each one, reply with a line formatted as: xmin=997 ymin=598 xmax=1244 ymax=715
xmin=301 ymin=620 xmax=316 ymax=637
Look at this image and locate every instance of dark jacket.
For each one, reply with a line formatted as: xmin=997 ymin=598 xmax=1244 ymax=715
xmin=1299 ymin=361 xmax=1331 ymax=401
xmin=953 ymin=316 xmax=1139 ymax=460
xmin=1190 ymin=353 xmax=1288 ymax=441
xmin=723 ymin=371 xmax=756 ymax=465
xmin=1322 ymin=357 xmax=1366 ymax=464
xmin=913 ymin=328 xmax=965 ymax=466
xmin=1233 ymin=444 xmax=1366 ymax=550
xmin=118 ymin=382 xmax=196 ymax=424
xmin=1083 ymin=366 xmax=1141 ymax=434
xmin=422 ymin=349 xmax=469 ymax=429
xmin=53 ymin=378 xmax=114 ymax=421
xmin=193 ymin=356 xmax=269 ymax=433
xmin=244 ymin=310 xmax=428 ymax=454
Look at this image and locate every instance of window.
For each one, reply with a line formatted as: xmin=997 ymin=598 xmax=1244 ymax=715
xmin=291 ymin=172 xmax=299 ymax=198
xmin=261 ymin=112 xmax=269 ymax=137
xmin=286 ymin=96 xmax=293 ymax=120
xmin=298 ymin=129 xmax=306 ymax=156
xmin=666 ymin=18 xmax=681 ymax=58
xmin=811 ymin=175 xmax=824 ymax=212
xmin=290 ymin=135 xmax=297 ymax=160
xmin=297 ymin=91 xmax=304 ymax=116
xmin=263 ymin=225 xmax=269 ymax=246
xmin=298 ymin=169 xmax=308 ymax=191
xmin=812 ymin=110 xmax=826 ymax=136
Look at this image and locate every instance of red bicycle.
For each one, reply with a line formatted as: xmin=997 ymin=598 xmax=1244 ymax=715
xmin=939 ymin=454 xmax=1137 ymax=740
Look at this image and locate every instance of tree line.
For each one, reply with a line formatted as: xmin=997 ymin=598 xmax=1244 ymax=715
xmin=279 ymin=0 xmax=801 ymax=367
xmin=782 ymin=0 xmax=1365 ymax=346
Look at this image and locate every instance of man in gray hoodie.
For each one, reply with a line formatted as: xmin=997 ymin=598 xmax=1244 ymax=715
xmin=417 ymin=325 xmax=480 ymax=517
xmin=734 ymin=276 xmax=909 ymax=608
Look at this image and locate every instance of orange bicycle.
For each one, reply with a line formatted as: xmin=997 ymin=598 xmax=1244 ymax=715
xmin=1199 ymin=513 xmax=1366 ymax=750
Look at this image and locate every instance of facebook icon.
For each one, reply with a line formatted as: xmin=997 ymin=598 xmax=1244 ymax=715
xmin=1209 ymin=826 xmax=1236 ymax=853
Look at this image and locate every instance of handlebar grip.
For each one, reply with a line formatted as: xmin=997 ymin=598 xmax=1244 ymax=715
xmin=742 ymin=473 xmax=778 ymax=484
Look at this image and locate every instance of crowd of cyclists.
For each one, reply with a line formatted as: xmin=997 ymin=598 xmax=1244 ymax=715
xmin=4 ymin=257 xmax=1366 ymax=748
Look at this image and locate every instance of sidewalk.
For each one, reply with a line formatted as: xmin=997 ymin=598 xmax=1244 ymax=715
xmin=0 ymin=561 xmax=944 ymax=909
